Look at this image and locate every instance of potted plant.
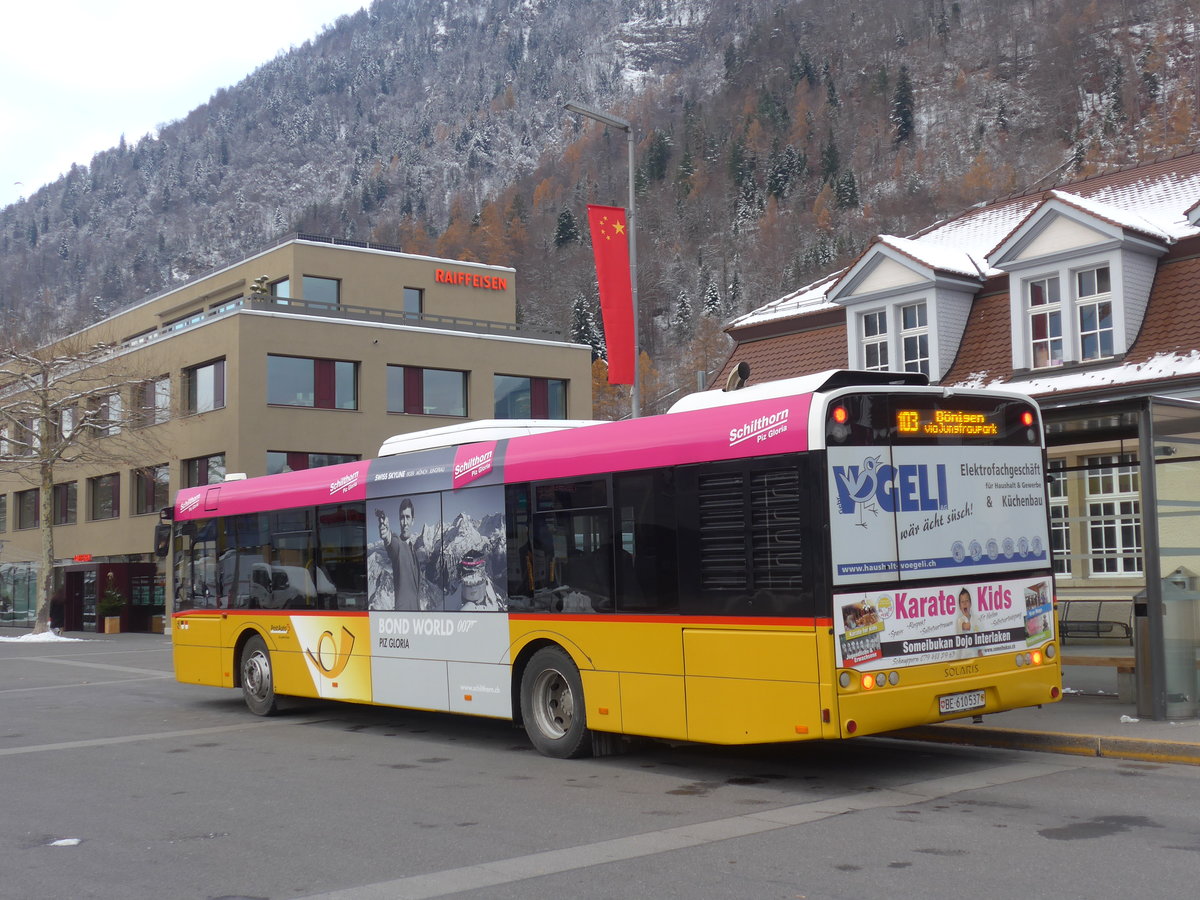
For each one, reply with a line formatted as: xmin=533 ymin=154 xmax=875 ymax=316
xmin=97 ymin=574 xmax=125 ymax=634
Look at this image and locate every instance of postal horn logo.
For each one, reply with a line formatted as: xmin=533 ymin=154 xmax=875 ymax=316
xmin=304 ymin=626 xmax=356 ymax=679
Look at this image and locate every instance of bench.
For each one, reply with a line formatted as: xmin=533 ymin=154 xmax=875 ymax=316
xmin=1058 ymin=599 xmax=1133 ymax=644
xmin=1062 ymin=654 xmax=1137 ymax=702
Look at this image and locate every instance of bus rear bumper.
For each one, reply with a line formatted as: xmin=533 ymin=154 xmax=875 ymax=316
xmin=833 ymin=662 xmax=1061 ymax=739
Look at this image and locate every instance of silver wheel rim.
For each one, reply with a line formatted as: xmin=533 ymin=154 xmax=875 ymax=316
xmin=531 ymin=666 xmax=574 ymax=740
xmin=243 ymin=649 xmax=271 ymax=702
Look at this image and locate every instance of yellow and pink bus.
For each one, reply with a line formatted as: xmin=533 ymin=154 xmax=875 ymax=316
xmin=168 ymin=370 xmax=1060 ymax=757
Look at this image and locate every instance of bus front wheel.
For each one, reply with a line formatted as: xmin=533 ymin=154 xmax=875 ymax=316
xmin=241 ymin=635 xmax=278 ymax=716
xmin=520 ymin=647 xmax=591 ymax=758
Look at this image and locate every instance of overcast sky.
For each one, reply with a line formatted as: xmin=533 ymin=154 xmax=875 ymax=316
xmin=0 ymin=1 xmax=368 ymax=209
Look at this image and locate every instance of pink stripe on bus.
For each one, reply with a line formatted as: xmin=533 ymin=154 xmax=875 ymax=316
xmin=502 ymin=395 xmax=811 ymax=483
xmin=175 ymin=460 xmax=369 ymax=520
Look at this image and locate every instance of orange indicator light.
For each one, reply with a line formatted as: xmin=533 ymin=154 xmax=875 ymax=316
xmin=861 ymin=673 xmax=875 ymax=690
xmin=832 ymin=406 xmax=848 ymax=424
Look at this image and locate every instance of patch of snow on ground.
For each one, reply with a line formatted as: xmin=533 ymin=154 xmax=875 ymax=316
xmin=0 ymin=631 xmax=85 ymax=643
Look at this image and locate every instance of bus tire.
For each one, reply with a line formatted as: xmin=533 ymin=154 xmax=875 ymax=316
xmin=241 ymin=635 xmax=278 ymax=716
xmin=520 ymin=647 xmax=591 ymax=759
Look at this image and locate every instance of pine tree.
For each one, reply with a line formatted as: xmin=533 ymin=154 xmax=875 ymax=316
xmin=702 ymin=278 xmax=723 ymax=318
xmin=727 ymin=272 xmax=742 ymax=314
xmin=644 ymin=130 xmax=672 ymax=182
xmin=835 ymin=171 xmax=859 ymax=209
xmin=553 ymin=209 xmax=580 ymax=248
xmin=674 ymin=288 xmax=694 ymax=334
xmin=570 ymin=292 xmax=605 ymax=361
xmin=820 ymin=131 xmax=840 ymax=184
xmin=892 ymin=65 xmax=915 ymax=144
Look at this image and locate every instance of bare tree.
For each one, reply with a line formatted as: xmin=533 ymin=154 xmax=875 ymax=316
xmin=0 ymin=336 xmax=168 ymax=633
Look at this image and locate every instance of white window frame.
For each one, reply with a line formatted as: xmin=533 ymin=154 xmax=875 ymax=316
xmin=1084 ymin=453 xmax=1142 ymax=577
xmin=1075 ymin=264 xmax=1114 ymax=362
xmin=899 ymin=301 xmax=929 ymax=375
xmin=860 ymin=310 xmax=889 ymax=371
xmin=1047 ymin=458 xmax=1071 ymax=577
xmin=1026 ymin=275 xmax=1063 ymax=369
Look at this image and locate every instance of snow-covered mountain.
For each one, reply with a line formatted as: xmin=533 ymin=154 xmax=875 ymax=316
xmin=3 ymin=0 xmax=1198 ymax=410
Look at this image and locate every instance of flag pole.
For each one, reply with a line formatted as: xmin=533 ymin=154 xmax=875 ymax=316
xmin=565 ymin=101 xmax=640 ymax=418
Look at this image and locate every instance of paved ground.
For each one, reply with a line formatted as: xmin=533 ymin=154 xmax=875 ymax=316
xmin=6 ymin=628 xmax=1198 ymax=765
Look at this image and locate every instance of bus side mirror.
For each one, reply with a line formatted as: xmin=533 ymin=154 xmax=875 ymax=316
xmin=154 ymin=524 xmax=172 ymax=559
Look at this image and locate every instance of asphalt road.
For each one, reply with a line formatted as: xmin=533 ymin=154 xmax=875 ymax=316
xmin=2 ymin=632 xmax=1199 ymax=900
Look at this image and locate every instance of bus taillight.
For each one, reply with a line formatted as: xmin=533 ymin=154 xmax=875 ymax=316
xmin=861 ymin=673 xmax=875 ymax=690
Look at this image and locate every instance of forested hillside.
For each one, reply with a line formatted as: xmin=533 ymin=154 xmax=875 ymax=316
xmin=3 ymin=0 xmax=1199 ymax=411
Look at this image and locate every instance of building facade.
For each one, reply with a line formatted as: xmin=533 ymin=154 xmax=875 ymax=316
xmin=716 ymin=151 xmax=1200 ymax=719
xmin=0 ymin=235 xmax=592 ymax=632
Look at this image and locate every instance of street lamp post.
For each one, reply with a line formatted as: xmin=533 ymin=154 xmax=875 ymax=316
xmin=564 ymin=100 xmax=640 ymax=418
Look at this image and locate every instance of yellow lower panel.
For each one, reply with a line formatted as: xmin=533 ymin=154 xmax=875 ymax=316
xmin=172 ymin=615 xmax=226 ymax=687
xmin=686 ymin=677 xmax=822 ymax=744
xmin=683 ymin=629 xmax=819 ymax=681
xmin=581 ymin=669 xmax=623 ymax=733
xmin=619 ymin=672 xmax=687 ymax=740
xmin=836 ymin=663 xmax=1062 ymax=737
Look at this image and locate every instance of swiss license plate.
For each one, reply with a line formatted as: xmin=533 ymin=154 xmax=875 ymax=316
xmin=938 ymin=689 xmax=986 ymax=715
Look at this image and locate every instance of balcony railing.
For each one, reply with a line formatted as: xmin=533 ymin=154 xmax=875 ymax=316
xmin=118 ymin=293 xmax=560 ymax=353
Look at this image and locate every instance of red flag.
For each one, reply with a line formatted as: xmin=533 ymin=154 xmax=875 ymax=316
xmin=586 ymin=204 xmax=635 ymax=385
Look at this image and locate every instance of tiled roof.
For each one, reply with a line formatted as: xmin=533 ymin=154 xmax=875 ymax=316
xmin=940 ymin=291 xmax=1014 ymax=385
xmin=1127 ymin=252 xmax=1200 ymax=360
xmin=716 ymin=321 xmax=847 ymax=388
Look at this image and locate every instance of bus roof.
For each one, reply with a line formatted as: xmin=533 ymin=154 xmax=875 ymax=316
xmin=378 ymin=419 xmax=602 ymax=457
xmin=668 ymin=369 xmax=928 ymax=414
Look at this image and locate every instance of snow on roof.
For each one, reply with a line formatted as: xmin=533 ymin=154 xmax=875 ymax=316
xmin=1084 ymin=174 xmax=1200 ymax=239
xmin=948 ymin=350 xmax=1200 ymax=397
xmin=1048 ymin=190 xmax=1177 ymax=242
xmin=726 ymin=270 xmax=842 ymax=328
xmin=876 ymin=235 xmax=985 ymax=280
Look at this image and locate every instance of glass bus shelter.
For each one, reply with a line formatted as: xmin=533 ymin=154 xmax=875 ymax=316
xmin=1044 ymin=394 xmax=1200 ymax=720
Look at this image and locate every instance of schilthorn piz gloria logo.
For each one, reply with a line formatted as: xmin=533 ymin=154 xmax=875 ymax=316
xmin=728 ymin=409 xmax=789 ymax=447
xmin=833 ymin=456 xmax=949 ymax=527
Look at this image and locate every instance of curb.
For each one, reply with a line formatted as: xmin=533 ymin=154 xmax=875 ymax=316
xmin=890 ymin=724 xmax=1200 ymax=766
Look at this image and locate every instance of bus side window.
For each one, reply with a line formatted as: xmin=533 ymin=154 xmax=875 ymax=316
xmin=614 ymin=469 xmax=679 ymax=613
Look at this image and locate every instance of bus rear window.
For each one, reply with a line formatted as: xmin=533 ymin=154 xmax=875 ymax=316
xmin=825 ymin=393 xmax=1040 ymax=447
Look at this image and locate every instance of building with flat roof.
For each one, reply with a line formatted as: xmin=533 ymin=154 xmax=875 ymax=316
xmin=0 ymin=235 xmax=592 ymax=632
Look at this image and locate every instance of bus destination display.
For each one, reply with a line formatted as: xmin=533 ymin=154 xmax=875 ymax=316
xmin=896 ymin=408 xmax=1001 ymax=438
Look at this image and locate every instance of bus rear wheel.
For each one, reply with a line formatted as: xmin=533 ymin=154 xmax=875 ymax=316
xmin=241 ymin=635 xmax=278 ymax=716
xmin=520 ymin=647 xmax=591 ymax=758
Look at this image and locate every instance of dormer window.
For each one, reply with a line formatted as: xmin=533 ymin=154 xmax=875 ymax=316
xmin=1027 ymin=276 xmax=1063 ymax=369
xmin=1075 ymin=265 xmax=1113 ymax=361
xmin=861 ymin=310 xmax=888 ymax=370
xmin=899 ymin=302 xmax=929 ymax=376
xmin=991 ymin=193 xmax=1169 ymax=374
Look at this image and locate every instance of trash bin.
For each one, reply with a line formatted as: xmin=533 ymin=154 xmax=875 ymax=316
xmin=1134 ymin=571 xmax=1200 ymax=720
